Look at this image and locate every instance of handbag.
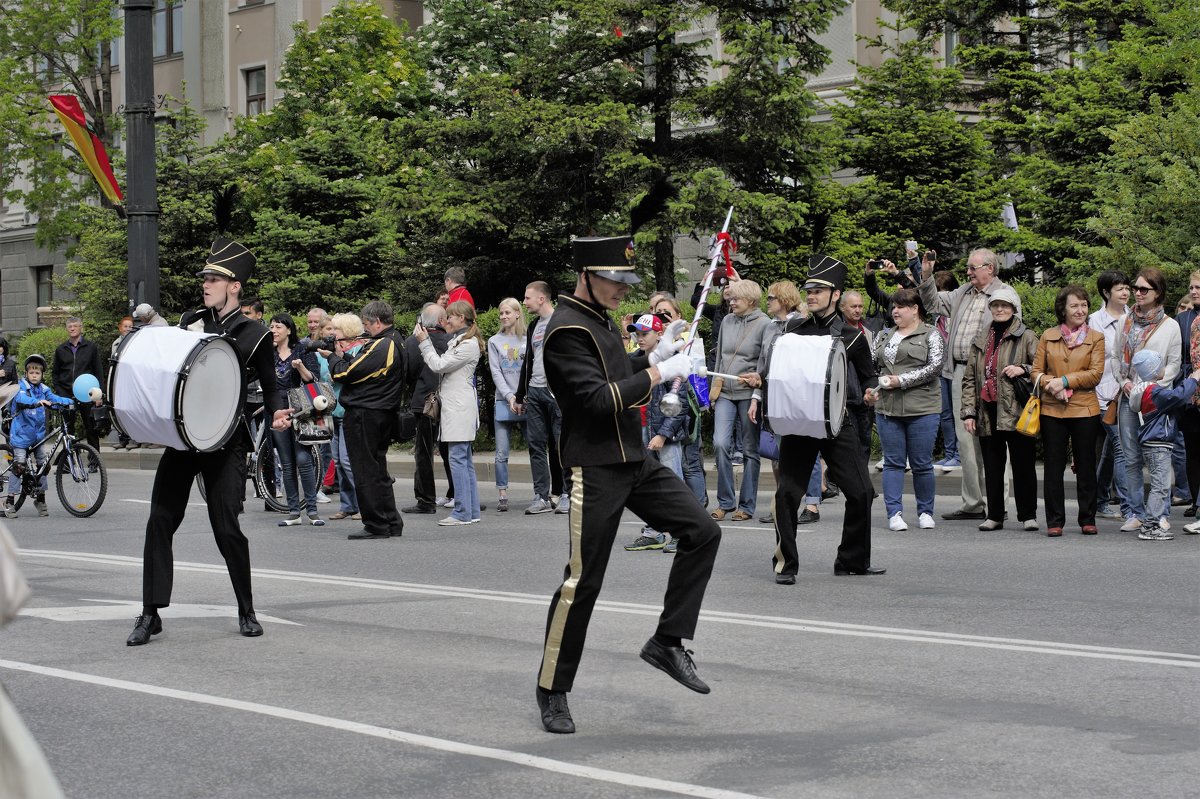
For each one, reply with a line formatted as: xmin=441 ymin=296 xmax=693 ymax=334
xmin=494 ymin=398 xmax=523 ymax=423
xmin=758 ymin=428 xmax=779 ymax=461
xmin=288 ymin=383 xmax=336 ymax=445
xmin=1008 ymin=373 xmax=1032 ymax=409
xmin=393 ymin=408 xmax=417 ymax=443
xmin=708 ymin=376 xmax=725 ymax=401
xmin=1102 ymin=401 xmax=1118 ymax=426
xmin=1015 ymin=380 xmax=1041 ymax=437
xmin=422 ymin=391 xmax=441 ymax=422
xmin=1 ymin=521 xmax=32 ymax=626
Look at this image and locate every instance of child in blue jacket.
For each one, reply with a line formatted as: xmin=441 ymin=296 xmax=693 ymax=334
xmin=1129 ymin=349 xmax=1200 ymax=541
xmin=6 ymin=354 xmax=73 ymax=517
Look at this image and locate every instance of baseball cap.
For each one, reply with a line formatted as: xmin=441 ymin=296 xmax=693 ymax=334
xmin=626 ymin=313 xmax=664 ymax=334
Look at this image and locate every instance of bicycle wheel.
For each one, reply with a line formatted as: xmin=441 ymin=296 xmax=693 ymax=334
xmin=56 ymin=443 xmax=107 ymax=517
xmin=0 ymin=444 xmax=18 ymax=513
xmin=253 ymin=435 xmax=288 ymax=513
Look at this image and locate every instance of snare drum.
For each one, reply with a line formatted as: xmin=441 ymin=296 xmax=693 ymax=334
xmin=766 ymin=334 xmax=846 ymax=439
xmin=108 ymin=327 xmax=245 ymax=452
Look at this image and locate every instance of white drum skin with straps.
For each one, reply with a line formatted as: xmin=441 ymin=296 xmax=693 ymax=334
xmin=766 ymin=334 xmax=847 ymax=439
xmin=108 ymin=327 xmax=244 ymax=452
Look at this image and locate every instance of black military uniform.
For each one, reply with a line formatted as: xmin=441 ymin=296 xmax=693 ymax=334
xmin=128 ymin=238 xmax=283 ymax=645
xmin=536 ymin=236 xmax=722 ymax=734
xmin=769 ymin=255 xmax=885 ymax=581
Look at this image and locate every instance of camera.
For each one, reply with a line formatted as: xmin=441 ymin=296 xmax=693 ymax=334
xmin=300 ymin=335 xmax=337 ymax=354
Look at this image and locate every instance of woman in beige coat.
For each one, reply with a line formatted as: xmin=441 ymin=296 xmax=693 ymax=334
xmin=1031 ymin=285 xmax=1105 ymax=537
xmin=416 ymin=300 xmax=482 ymax=526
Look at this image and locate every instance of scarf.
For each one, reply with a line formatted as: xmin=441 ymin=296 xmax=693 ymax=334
xmin=1122 ymin=305 xmax=1166 ymax=376
xmin=981 ymin=320 xmax=1009 ymax=403
xmin=1059 ymin=323 xmax=1089 ymax=349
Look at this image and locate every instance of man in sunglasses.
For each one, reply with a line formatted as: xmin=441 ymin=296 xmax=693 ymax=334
xmin=918 ymin=248 xmax=1010 ymax=522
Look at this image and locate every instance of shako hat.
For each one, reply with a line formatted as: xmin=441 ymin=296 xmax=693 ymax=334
xmin=197 ymin=236 xmax=256 ymax=283
xmin=803 ymin=254 xmax=847 ymax=292
xmin=572 ymin=236 xmax=640 ymax=285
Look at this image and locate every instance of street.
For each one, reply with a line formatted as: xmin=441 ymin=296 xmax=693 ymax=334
xmin=2 ymin=466 xmax=1198 ymax=798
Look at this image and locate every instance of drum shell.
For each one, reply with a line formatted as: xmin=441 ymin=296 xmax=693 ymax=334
xmin=766 ymin=334 xmax=847 ymax=439
xmin=108 ymin=327 xmax=245 ymax=453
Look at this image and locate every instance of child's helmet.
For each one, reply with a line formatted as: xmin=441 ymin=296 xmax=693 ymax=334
xmin=23 ymin=354 xmax=47 ymax=370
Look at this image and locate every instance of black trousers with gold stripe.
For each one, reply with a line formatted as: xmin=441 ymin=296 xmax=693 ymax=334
xmin=773 ymin=424 xmax=875 ymax=577
xmin=538 ymin=458 xmax=722 ymax=693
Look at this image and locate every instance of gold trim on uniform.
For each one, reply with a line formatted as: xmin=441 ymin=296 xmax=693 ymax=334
xmin=546 ymin=323 xmax=636 ymax=464
xmin=582 ymin=264 xmax=636 ymax=272
xmin=539 ymin=468 xmax=585 ymax=690
xmin=200 ymin=264 xmax=237 ymax=278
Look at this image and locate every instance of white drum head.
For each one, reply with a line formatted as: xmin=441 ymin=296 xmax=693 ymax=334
xmin=767 ymin=334 xmax=848 ymax=439
xmin=825 ymin=344 xmax=846 ymax=437
xmin=179 ymin=337 xmax=242 ymax=451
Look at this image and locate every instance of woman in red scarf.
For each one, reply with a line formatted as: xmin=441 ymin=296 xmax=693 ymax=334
xmin=1032 ymin=286 xmax=1106 ymax=537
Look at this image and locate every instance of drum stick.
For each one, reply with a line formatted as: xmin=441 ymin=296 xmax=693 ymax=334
xmin=697 ymin=366 xmax=746 ymax=382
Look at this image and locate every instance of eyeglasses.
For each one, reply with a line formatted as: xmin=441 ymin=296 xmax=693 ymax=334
xmin=766 ymin=295 xmax=778 ymax=301
xmin=965 ymin=265 xmax=989 ymax=273
xmin=1133 ymin=285 xmax=1154 ymax=294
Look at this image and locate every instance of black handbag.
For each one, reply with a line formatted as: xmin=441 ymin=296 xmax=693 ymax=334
xmin=1008 ymin=373 xmax=1032 ymax=409
xmin=393 ymin=408 xmax=417 ymax=443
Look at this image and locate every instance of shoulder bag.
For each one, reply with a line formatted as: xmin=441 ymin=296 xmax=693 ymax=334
xmin=1015 ymin=378 xmax=1041 ymax=437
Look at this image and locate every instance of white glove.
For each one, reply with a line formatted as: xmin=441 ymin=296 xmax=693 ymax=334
xmin=656 ymin=352 xmax=695 ymax=385
xmin=650 ymin=320 xmax=688 ymax=364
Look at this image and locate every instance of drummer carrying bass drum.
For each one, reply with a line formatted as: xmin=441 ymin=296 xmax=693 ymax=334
xmin=127 ymin=237 xmax=293 ymax=646
xmin=746 ymin=254 xmax=886 ymax=583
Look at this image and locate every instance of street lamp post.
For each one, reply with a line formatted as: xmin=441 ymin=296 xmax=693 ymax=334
xmin=123 ymin=0 xmax=159 ymax=312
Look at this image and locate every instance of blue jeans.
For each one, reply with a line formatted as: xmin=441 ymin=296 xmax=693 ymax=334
xmin=1172 ymin=427 xmax=1190 ymax=501
xmin=1096 ymin=418 xmax=1132 ymax=518
xmin=1118 ymin=395 xmax=1149 ymax=520
xmin=330 ymin=419 xmax=358 ymax=514
xmin=447 ymin=442 xmax=480 ymax=521
xmin=713 ymin=396 xmax=760 ymax=514
xmin=8 ymin=443 xmax=49 ymax=495
xmin=524 ymin=385 xmax=561 ymax=501
xmin=939 ymin=376 xmax=958 ymax=460
xmin=1144 ymin=445 xmax=1173 ymax=522
xmin=805 ymin=460 xmax=822 ymax=506
xmin=682 ymin=439 xmax=707 ymax=507
xmin=493 ymin=404 xmax=525 ymax=490
xmin=875 ymin=412 xmax=939 ymax=517
xmin=272 ymin=429 xmax=318 ymax=515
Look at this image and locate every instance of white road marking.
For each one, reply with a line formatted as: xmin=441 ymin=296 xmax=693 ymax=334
xmin=18 ymin=549 xmax=1200 ymax=668
xmin=0 ymin=659 xmax=767 ymax=799
xmin=17 ymin=598 xmax=300 ymax=625
xmin=123 ymin=498 xmax=207 ymax=507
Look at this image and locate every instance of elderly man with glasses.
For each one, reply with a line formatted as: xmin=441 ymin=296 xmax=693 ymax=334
xmin=918 ymin=248 xmax=1010 ymax=521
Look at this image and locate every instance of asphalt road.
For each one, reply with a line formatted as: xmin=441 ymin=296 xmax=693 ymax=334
xmin=2 ymin=468 xmax=1197 ymax=798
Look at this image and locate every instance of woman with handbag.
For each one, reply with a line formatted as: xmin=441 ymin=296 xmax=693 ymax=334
xmin=488 ymin=298 xmax=526 ymax=512
xmin=866 ymin=288 xmax=944 ymax=531
xmin=710 ymin=279 xmax=772 ymax=521
xmin=1116 ymin=267 xmax=1182 ymax=533
xmin=1032 ymin=286 xmax=1106 ymax=537
xmin=269 ymin=313 xmax=324 ymax=527
xmin=961 ymin=287 xmax=1040 ymax=531
xmin=416 ymin=300 xmax=482 ymax=526
xmin=325 ymin=313 xmax=364 ymax=521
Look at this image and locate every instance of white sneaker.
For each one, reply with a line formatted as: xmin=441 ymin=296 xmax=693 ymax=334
xmin=1159 ymin=517 xmax=1170 ymax=531
xmin=315 ymin=490 xmax=331 ymax=504
xmin=888 ymin=513 xmax=908 ymax=531
xmin=1182 ymin=519 xmax=1200 ymax=534
xmin=918 ymin=513 xmax=935 ymax=529
xmin=436 ymin=496 xmax=453 ymax=507
xmin=437 ymin=516 xmax=472 ymax=526
xmin=1120 ymin=517 xmax=1142 ymax=532
xmin=874 ymin=458 xmax=884 ymax=472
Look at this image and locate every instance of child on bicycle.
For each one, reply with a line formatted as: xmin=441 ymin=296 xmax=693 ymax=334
xmin=6 ymin=354 xmax=72 ymax=517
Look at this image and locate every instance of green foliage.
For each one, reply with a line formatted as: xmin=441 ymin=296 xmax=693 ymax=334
xmin=15 ymin=327 xmax=68 ymax=370
xmin=1011 ymin=282 xmax=1060 ymax=335
xmin=0 ymin=0 xmax=123 ymax=247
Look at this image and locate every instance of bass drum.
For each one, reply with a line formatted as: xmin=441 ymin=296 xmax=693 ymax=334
xmin=766 ymin=334 xmax=846 ymax=439
xmin=108 ymin=327 xmax=244 ymax=452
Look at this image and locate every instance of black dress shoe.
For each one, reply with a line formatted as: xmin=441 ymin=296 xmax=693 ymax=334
xmin=639 ymin=638 xmax=710 ymax=694
xmin=941 ymin=509 xmax=986 ymax=520
xmin=798 ymin=508 xmax=820 ymax=524
xmin=775 ymin=573 xmax=796 ymax=585
xmin=821 ymin=486 xmax=840 ymax=500
xmin=239 ymin=612 xmax=263 ymax=637
xmin=347 ymin=531 xmax=391 ymax=540
xmin=1186 ymin=506 xmax=1198 ymax=518
xmin=834 ymin=565 xmax=887 ymax=576
xmin=401 ymin=504 xmax=436 ymax=514
xmin=126 ymin=614 xmax=162 ymax=646
xmin=536 ymin=688 xmax=575 ymax=734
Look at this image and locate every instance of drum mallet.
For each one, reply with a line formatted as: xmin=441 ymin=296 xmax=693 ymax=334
xmin=696 ymin=365 xmax=746 ymax=383
xmin=660 ymin=205 xmax=734 ymax=418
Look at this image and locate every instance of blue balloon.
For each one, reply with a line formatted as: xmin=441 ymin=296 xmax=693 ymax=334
xmin=72 ymin=373 xmax=100 ymax=403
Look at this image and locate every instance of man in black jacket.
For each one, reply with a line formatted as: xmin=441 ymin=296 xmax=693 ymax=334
xmin=535 ymin=236 xmax=721 ymax=735
xmin=749 ymin=255 xmax=884 ymax=585
xmin=327 ymin=299 xmax=407 ymax=540
xmin=402 ymin=302 xmax=451 ymax=514
xmin=53 ymin=317 xmax=103 ymax=450
xmin=127 ymin=237 xmax=291 ymax=646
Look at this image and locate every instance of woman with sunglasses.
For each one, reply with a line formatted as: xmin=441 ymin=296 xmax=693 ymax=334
xmin=268 ymin=313 xmax=323 ymax=526
xmin=1117 ymin=268 xmax=1182 ymax=533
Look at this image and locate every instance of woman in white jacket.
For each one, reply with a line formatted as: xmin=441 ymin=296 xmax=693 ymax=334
xmin=415 ymin=300 xmax=482 ymax=526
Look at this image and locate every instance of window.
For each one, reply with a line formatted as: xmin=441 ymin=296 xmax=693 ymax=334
xmin=242 ymin=0 xmax=266 ymax=5
xmin=35 ymin=266 xmax=54 ymax=308
xmin=245 ymin=67 xmax=266 ymax=116
xmin=153 ymin=0 xmax=183 ymax=58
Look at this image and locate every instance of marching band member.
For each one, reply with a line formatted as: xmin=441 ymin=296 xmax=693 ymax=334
xmin=126 ymin=238 xmax=291 ymax=646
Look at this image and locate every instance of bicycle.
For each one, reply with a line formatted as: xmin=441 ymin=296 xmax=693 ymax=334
xmin=0 ymin=403 xmax=107 ymax=517
xmin=196 ymin=405 xmax=319 ymax=514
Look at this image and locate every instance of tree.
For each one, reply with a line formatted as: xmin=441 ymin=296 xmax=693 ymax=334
xmin=0 ymin=0 xmax=123 ymax=246
xmin=827 ymin=16 xmax=1004 ymax=275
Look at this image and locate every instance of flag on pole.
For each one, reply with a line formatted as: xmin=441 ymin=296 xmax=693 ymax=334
xmin=48 ymin=94 xmax=123 ymax=205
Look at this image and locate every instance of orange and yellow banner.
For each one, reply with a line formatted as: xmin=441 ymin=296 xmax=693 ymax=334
xmin=48 ymin=94 xmax=123 ymax=205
